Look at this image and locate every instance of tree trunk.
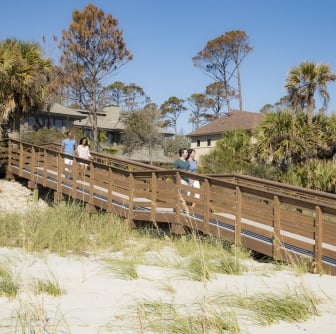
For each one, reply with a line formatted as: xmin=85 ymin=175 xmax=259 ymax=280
xmin=307 ymin=103 xmax=314 ymax=125
xmin=92 ymin=109 xmax=99 ymax=152
xmin=237 ymin=66 xmax=243 ymax=111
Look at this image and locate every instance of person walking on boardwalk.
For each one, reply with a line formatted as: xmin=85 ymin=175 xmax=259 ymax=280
xmin=76 ymin=137 xmax=92 ymax=170
xmin=173 ymin=148 xmax=190 ymax=202
xmin=173 ymin=148 xmax=190 ymax=184
xmin=187 ymin=148 xmax=200 ymax=205
xmin=61 ymin=130 xmax=77 ymax=174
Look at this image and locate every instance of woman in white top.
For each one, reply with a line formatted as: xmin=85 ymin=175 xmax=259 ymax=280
xmin=187 ymin=148 xmax=200 ymax=203
xmin=77 ymin=137 xmax=92 ymax=168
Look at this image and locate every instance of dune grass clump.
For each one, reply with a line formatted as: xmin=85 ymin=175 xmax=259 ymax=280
xmin=172 ymin=234 xmax=248 ymax=280
xmin=214 ymin=288 xmax=320 ymax=326
xmin=0 ymin=263 xmax=19 ymax=298
xmin=211 ymin=255 xmax=247 ymax=275
xmin=0 ymin=201 xmax=130 ymax=255
xmin=136 ymin=300 xmax=241 ymax=334
xmin=34 ymin=272 xmax=64 ymax=297
xmin=102 ymin=258 xmax=138 ymax=280
xmin=0 ymin=214 xmax=23 ymax=248
xmin=13 ymin=301 xmax=71 ymax=334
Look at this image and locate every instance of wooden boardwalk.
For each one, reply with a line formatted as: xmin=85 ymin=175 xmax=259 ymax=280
xmin=1 ymin=138 xmax=336 ymax=275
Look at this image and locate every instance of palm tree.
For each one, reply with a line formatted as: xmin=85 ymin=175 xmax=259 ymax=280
xmin=0 ymin=47 xmax=15 ymax=136
xmin=314 ymin=113 xmax=336 ymax=160
xmin=0 ymin=39 xmax=52 ymax=137
xmin=253 ymin=110 xmax=322 ymax=171
xmin=285 ymin=62 xmax=336 ymax=125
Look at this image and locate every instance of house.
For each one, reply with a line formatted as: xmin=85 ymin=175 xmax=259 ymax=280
xmin=24 ymin=103 xmax=87 ymax=133
xmin=73 ymin=105 xmax=125 ymax=145
xmin=24 ymin=103 xmax=174 ymax=149
xmin=187 ymin=110 xmax=263 ymax=157
xmin=23 ymin=103 xmax=125 ymax=145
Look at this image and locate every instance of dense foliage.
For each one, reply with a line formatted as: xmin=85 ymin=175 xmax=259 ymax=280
xmin=199 ymin=112 xmax=336 ymax=193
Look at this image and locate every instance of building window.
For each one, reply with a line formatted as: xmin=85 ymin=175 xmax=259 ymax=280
xmin=207 ymin=139 xmax=211 ymax=146
xmin=196 ymin=140 xmax=200 ymax=147
xmin=55 ymin=119 xmax=63 ymax=128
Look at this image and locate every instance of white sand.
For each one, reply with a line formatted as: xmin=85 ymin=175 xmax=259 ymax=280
xmin=0 ymin=179 xmax=336 ymax=333
xmin=0 ymin=247 xmax=335 ymax=333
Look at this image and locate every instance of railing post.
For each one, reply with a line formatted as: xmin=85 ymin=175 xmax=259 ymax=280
xmin=235 ymin=186 xmax=242 ymax=246
xmin=314 ymin=206 xmax=323 ymax=272
xmin=85 ymin=160 xmax=97 ymax=213
xmin=203 ymin=178 xmax=210 ymax=235
xmin=128 ymin=173 xmax=136 ymax=228
xmin=107 ymin=167 xmax=113 ymax=212
xmin=175 ymin=172 xmax=188 ymax=223
xmin=30 ymin=145 xmax=36 ymax=184
xmin=54 ymin=154 xmax=64 ymax=203
xmin=71 ymin=157 xmax=78 ymax=198
xmin=19 ymin=142 xmax=24 ymax=177
xmin=88 ymin=160 xmax=95 ymax=205
xmin=42 ymin=148 xmax=48 ymax=187
xmin=4 ymin=139 xmax=13 ymax=180
xmin=27 ymin=145 xmax=38 ymax=194
xmin=175 ymin=172 xmax=182 ymax=221
xmin=273 ymin=195 xmax=281 ymax=260
xmin=150 ymin=172 xmax=158 ymax=224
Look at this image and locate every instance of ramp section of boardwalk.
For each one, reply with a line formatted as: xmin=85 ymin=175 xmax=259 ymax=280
xmin=1 ymin=139 xmax=336 ymax=275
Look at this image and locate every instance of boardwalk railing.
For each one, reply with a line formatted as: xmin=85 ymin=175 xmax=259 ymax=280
xmin=1 ymin=139 xmax=336 ymax=275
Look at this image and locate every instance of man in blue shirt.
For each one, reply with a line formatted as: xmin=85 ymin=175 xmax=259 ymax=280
xmin=62 ymin=130 xmax=77 ymax=155
xmin=62 ymin=130 xmax=77 ymax=175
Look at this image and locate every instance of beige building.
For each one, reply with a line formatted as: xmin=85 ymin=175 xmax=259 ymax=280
xmin=187 ymin=110 xmax=263 ymax=157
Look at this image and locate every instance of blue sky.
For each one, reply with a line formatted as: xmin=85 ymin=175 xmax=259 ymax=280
xmin=1 ymin=0 xmax=336 ymax=133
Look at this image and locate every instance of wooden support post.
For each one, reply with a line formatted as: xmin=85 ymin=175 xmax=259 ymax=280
xmin=150 ymin=172 xmax=157 ymax=224
xmin=107 ymin=168 xmax=113 ymax=212
xmin=19 ymin=142 xmax=24 ymax=177
xmin=5 ymin=140 xmax=13 ymax=180
xmin=27 ymin=180 xmax=39 ymax=202
xmin=31 ymin=146 xmax=37 ymax=186
xmin=314 ymin=206 xmax=323 ymax=273
xmin=42 ymin=148 xmax=48 ymax=188
xmin=71 ymin=157 xmax=78 ymax=198
xmin=273 ymin=195 xmax=281 ymax=260
xmin=203 ymin=179 xmax=210 ymax=235
xmin=53 ymin=191 xmax=63 ymax=203
xmin=175 ymin=173 xmax=183 ymax=223
xmin=128 ymin=173 xmax=136 ymax=228
xmin=170 ymin=223 xmax=185 ymax=235
xmin=88 ymin=160 xmax=95 ymax=206
xmin=85 ymin=203 xmax=97 ymax=214
xmin=234 ymin=186 xmax=242 ymax=246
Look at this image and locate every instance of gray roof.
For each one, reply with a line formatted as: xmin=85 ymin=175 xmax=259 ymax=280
xmin=49 ymin=103 xmax=87 ymax=120
xmin=73 ymin=105 xmax=125 ymax=130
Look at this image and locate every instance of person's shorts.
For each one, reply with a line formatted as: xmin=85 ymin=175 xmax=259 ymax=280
xmin=64 ymin=158 xmax=73 ymax=166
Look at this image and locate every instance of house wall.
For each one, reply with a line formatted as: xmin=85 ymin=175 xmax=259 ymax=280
xmin=22 ymin=116 xmax=74 ymax=134
xmin=189 ymin=134 xmax=221 ymax=157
